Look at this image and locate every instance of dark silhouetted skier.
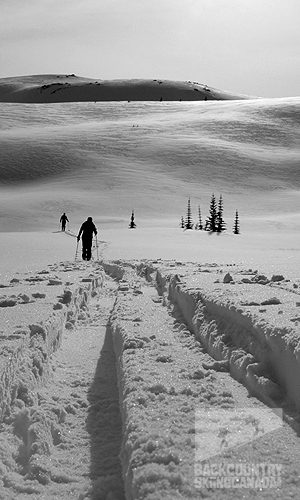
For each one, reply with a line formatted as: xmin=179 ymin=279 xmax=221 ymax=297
xmin=77 ymin=217 xmax=97 ymax=261
xmin=60 ymin=212 xmax=69 ymax=231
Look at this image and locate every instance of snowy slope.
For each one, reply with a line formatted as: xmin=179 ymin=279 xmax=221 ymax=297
xmin=0 ymin=97 xmax=299 ymax=232
xmin=0 ymin=74 xmax=253 ymax=103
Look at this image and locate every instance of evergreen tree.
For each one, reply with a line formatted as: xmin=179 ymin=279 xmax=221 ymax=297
xmin=197 ymin=205 xmax=203 ymax=230
xmin=185 ymin=197 xmax=193 ymax=229
xmin=233 ymin=210 xmax=240 ymax=234
xmin=180 ymin=216 xmax=185 ymax=228
xmin=216 ymin=194 xmax=226 ymax=232
xmin=129 ymin=209 xmax=136 ymax=229
xmin=207 ymin=193 xmax=217 ymax=232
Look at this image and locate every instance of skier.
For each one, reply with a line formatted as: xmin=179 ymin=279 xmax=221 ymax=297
xmin=77 ymin=217 xmax=97 ymax=261
xmin=60 ymin=212 xmax=69 ymax=231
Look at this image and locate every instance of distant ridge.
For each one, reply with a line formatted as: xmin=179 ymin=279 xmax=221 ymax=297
xmin=0 ymin=74 xmax=255 ymax=103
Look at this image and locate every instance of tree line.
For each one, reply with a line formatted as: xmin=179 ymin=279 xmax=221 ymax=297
xmin=181 ymin=195 xmax=240 ymax=234
xmin=128 ymin=196 xmax=240 ymax=234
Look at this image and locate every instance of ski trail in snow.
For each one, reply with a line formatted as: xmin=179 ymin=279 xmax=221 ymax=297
xmin=3 ymin=258 xmax=300 ymax=498
xmin=45 ymin=278 xmax=125 ymax=500
xmin=85 ymin=289 xmax=125 ymax=498
xmin=0 ymin=276 xmax=125 ymax=500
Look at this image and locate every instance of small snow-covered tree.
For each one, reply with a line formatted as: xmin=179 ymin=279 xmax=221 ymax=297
xmin=180 ymin=216 xmax=185 ymax=228
xmin=185 ymin=197 xmax=193 ymax=229
xmin=129 ymin=209 xmax=136 ymax=229
xmin=233 ymin=210 xmax=240 ymax=234
xmin=207 ymin=193 xmax=217 ymax=232
xmin=216 ymin=195 xmax=226 ymax=232
xmin=197 ymin=205 xmax=203 ymax=230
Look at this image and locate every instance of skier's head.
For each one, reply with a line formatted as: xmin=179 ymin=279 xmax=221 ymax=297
xmin=87 ymin=217 xmax=93 ymax=222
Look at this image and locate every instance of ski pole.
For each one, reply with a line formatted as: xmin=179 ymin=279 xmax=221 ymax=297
xmin=75 ymin=240 xmax=79 ymax=261
xmin=95 ymin=234 xmax=99 ymax=260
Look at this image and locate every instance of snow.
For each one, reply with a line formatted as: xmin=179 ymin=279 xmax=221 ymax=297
xmin=0 ymin=75 xmax=252 ymax=103
xmin=1 ymin=92 xmax=300 ymax=498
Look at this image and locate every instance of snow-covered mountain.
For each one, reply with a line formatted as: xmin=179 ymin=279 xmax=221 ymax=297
xmin=0 ymin=74 xmax=254 ymax=103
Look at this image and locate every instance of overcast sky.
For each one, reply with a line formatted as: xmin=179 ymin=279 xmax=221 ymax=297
xmin=1 ymin=0 xmax=299 ymax=97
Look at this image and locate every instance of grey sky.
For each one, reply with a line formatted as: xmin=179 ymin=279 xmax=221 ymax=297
xmin=1 ymin=0 xmax=299 ymax=97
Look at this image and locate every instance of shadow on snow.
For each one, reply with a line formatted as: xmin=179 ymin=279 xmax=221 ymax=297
xmin=86 ymin=324 xmax=125 ymax=500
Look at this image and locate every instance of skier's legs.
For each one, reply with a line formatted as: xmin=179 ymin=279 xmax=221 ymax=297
xmin=82 ymin=237 xmax=92 ymax=260
xmin=82 ymin=241 xmax=87 ymax=260
xmin=86 ymin=244 xmax=92 ymax=261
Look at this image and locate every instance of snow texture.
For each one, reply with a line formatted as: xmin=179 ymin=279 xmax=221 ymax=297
xmin=2 ymin=251 xmax=300 ymax=498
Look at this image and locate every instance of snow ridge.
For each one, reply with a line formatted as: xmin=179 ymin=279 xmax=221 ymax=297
xmin=154 ymin=263 xmax=300 ymax=414
xmin=0 ymin=75 xmax=252 ymax=103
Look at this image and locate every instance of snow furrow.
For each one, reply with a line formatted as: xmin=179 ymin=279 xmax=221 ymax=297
xmin=103 ymin=260 xmax=300 ymax=499
xmin=0 ymin=265 xmax=104 ymax=425
xmin=107 ymin=264 xmax=271 ymax=499
xmin=155 ymin=264 xmax=300 ymax=418
xmin=0 ymin=262 xmax=119 ymax=499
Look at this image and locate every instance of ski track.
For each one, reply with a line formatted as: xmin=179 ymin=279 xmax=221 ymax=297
xmin=0 ymin=270 xmax=125 ymax=499
xmin=1 ymin=259 xmax=300 ymax=498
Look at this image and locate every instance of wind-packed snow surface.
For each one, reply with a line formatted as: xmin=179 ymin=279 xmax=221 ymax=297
xmin=1 ymin=96 xmax=300 ymax=498
xmin=0 ymin=97 xmax=299 ymax=232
